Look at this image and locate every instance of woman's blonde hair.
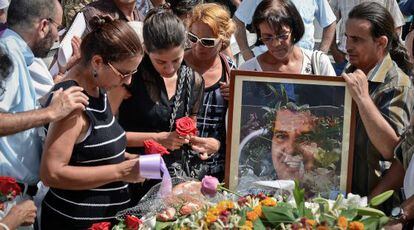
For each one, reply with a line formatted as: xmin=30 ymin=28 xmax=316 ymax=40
xmin=189 ymin=3 xmax=235 ymax=51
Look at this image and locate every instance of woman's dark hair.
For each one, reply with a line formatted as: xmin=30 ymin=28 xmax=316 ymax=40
xmin=167 ymin=0 xmax=201 ymax=17
xmin=349 ymin=2 xmax=413 ymax=75
xmin=0 ymin=46 xmax=13 ymax=79
xmin=143 ymin=8 xmax=186 ymax=53
xmin=252 ymin=0 xmax=304 ymax=44
xmin=80 ymin=15 xmax=143 ymax=65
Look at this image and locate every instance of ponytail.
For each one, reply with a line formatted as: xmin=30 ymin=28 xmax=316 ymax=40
xmin=390 ymin=34 xmax=413 ymax=76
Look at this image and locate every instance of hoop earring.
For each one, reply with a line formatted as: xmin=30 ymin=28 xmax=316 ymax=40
xmin=93 ymin=69 xmax=98 ymax=78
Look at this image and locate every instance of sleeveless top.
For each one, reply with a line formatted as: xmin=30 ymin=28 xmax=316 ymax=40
xmin=42 ymin=80 xmax=129 ymax=228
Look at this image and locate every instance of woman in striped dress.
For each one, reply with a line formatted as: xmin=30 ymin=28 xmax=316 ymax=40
xmin=40 ymin=16 xmax=144 ymax=229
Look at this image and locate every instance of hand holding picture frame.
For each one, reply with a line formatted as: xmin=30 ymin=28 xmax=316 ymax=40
xmin=225 ymin=70 xmax=356 ymax=198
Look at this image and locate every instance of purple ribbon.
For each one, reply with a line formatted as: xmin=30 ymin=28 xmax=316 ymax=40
xmin=139 ymin=154 xmax=172 ymax=197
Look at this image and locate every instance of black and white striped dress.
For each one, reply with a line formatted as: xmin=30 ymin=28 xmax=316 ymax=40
xmin=41 ymin=81 xmax=130 ymax=229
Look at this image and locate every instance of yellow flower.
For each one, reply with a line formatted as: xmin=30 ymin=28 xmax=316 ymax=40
xmin=205 ymin=213 xmax=218 ymax=224
xmin=253 ymin=205 xmax=263 ymax=218
xmin=217 ymin=200 xmax=234 ymax=211
xmin=349 ymin=221 xmax=364 ymax=230
xmin=260 ymin=197 xmax=277 ymax=206
xmin=246 ymin=210 xmax=259 ymax=221
xmin=337 ymin=216 xmax=348 ymax=229
xmin=306 ymin=219 xmax=316 ymax=227
xmin=239 ymin=220 xmax=253 ymax=230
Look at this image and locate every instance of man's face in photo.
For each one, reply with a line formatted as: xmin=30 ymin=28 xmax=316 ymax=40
xmin=271 ymin=109 xmax=318 ymax=180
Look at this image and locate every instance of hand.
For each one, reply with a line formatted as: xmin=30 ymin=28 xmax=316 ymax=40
xmin=119 ymin=158 xmax=145 ymax=183
xmin=190 ymin=136 xmax=220 ymax=160
xmin=401 ymin=195 xmax=414 ymax=220
xmin=5 ymin=200 xmax=37 ymax=227
xmin=342 ymin=69 xmax=370 ymax=104
xmin=157 ymin=131 xmax=190 ymax=151
xmin=58 ymin=36 xmax=81 ymax=73
xmin=219 ymin=81 xmax=230 ymax=101
xmin=48 ymin=86 xmax=89 ymax=121
xmin=124 ymin=152 xmax=139 ymax=160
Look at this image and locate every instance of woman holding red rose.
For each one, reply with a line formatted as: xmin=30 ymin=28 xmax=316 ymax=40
xmin=108 ymin=8 xmax=221 ymax=205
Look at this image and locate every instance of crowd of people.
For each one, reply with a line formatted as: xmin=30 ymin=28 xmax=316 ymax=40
xmin=1 ymin=0 xmax=414 ymax=229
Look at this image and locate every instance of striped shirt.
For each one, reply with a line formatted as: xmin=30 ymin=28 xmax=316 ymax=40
xmin=348 ymin=54 xmax=414 ymax=196
xmin=41 ymin=81 xmax=130 ymax=229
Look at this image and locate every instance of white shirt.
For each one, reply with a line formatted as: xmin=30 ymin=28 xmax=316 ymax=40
xmin=239 ymin=47 xmax=336 ymax=76
xmin=404 ymin=157 xmax=414 ymax=198
xmin=28 ymin=58 xmax=54 ymax=100
xmin=329 ymin=0 xmax=405 ymax=53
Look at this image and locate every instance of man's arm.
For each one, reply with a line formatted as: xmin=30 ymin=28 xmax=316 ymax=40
xmin=0 ymin=86 xmax=88 ymax=136
xmin=319 ymin=21 xmax=336 ymax=53
xmin=370 ymin=159 xmax=405 ymax=199
xmin=343 ymin=70 xmax=401 ymax=159
xmin=230 ymin=0 xmax=241 ymax=8
xmin=233 ymin=16 xmax=254 ymax=61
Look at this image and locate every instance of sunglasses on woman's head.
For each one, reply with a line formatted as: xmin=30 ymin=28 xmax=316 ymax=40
xmin=187 ymin=32 xmax=220 ymax=48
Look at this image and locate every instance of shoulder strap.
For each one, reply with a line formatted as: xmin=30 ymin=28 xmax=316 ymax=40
xmin=311 ymin=50 xmax=323 ymax=75
xmin=219 ymin=52 xmax=233 ymax=83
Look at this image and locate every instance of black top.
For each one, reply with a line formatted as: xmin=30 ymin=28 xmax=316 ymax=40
xmin=41 ymin=80 xmax=129 ymax=229
xmin=118 ymin=55 xmax=204 ymax=177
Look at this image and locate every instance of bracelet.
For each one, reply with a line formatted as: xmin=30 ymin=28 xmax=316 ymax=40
xmin=0 ymin=223 xmax=10 ymax=230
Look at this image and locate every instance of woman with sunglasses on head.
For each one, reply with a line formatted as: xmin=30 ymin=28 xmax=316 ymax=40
xmin=114 ymin=8 xmax=206 ymax=205
xmin=39 ymin=16 xmax=144 ymax=229
xmin=184 ymin=3 xmax=236 ymax=181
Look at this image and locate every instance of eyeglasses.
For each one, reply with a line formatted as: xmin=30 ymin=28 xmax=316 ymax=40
xmin=107 ymin=62 xmax=137 ymax=79
xmin=187 ymin=32 xmax=220 ymax=48
xmin=259 ymin=31 xmax=292 ymax=43
xmin=47 ymin=18 xmax=64 ymax=31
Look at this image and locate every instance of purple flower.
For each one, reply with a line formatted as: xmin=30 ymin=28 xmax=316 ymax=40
xmin=200 ymin=175 xmax=219 ymax=197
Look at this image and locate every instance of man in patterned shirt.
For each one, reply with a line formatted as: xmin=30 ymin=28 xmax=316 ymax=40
xmin=342 ymin=2 xmax=414 ymax=198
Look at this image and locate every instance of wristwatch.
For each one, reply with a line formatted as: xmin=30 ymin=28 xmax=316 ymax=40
xmin=391 ymin=207 xmax=407 ymax=223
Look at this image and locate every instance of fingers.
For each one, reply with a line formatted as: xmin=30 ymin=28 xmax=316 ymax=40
xmin=219 ymin=81 xmax=230 ymax=100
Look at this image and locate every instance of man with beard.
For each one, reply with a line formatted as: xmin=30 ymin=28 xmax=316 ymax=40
xmin=0 ymin=0 xmax=89 ymax=221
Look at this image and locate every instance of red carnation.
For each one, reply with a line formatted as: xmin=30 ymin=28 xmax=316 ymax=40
xmin=0 ymin=176 xmax=21 ymax=199
xmin=88 ymin=222 xmax=111 ymax=230
xmin=175 ymin=117 xmax=197 ymax=136
xmin=125 ymin=215 xmax=142 ymax=230
xmin=143 ymin=140 xmax=169 ymax=155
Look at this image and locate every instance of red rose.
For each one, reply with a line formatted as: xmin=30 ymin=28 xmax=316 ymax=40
xmin=143 ymin=140 xmax=169 ymax=155
xmin=125 ymin=215 xmax=142 ymax=230
xmin=175 ymin=117 xmax=197 ymax=136
xmin=88 ymin=222 xmax=111 ymax=230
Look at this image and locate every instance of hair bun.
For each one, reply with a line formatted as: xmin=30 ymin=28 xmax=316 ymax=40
xmin=89 ymin=15 xmax=114 ymax=31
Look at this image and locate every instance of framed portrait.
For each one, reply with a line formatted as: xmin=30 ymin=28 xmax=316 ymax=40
xmin=225 ymin=70 xmax=356 ymax=198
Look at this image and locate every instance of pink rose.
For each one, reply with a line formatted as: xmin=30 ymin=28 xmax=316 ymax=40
xmin=143 ymin=140 xmax=169 ymax=155
xmin=175 ymin=117 xmax=197 ymax=136
xmin=156 ymin=207 xmax=176 ymax=221
xmin=200 ymin=175 xmax=219 ymax=197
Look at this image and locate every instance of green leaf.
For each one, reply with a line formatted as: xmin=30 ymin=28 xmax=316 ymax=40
xmin=379 ymin=216 xmax=390 ymax=227
xmin=155 ymin=221 xmax=174 ymax=230
xmin=293 ymin=180 xmax=305 ymax=217
xmin=360 ymin=217 xmax=380 ymax=230
xmin=340 ymin=209 xmax=358 ymax=220
xmin=369 ymin=190 xmax=393 ymax=207
xmin=239 ymin=209 xmax=247 ymax=226
xmin=262 ymin=206 xmax=295 ymax=227
xmin=253 ymin=218 xmax=266 ymax=230
xmin=357 ymin=207 xmax=386 ymax=217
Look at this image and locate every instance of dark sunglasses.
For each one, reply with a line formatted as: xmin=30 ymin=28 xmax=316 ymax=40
xmin=187 ymin=32 xmax=220 ymax=48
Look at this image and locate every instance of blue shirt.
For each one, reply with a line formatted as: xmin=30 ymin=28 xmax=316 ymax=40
xmin=234 ymin=0 xmax=336 ymax=51
xmin=0 ymin=29 xmax=42 ymax=185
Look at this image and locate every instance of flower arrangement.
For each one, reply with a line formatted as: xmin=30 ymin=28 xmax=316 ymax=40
xmin=0 ymin=176 xmax=22 ymax=211
xmin=111 ymin=176 xmax=393 ymax=230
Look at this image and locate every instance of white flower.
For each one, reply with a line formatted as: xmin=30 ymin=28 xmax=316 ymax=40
xmin=345 ymin=193 xmax=367 ymax=208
